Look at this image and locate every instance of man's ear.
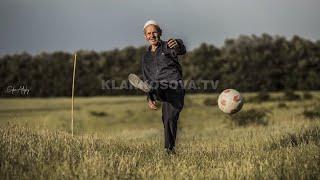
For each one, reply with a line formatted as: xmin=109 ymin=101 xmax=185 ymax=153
xmin=158 ymin=29 xmax=162 ymax=36
xmin=144 ymin=34 xmax=148 ymax=41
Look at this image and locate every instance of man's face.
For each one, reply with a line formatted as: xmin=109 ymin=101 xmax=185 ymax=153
xmin=144 ymin=25 xmax=161 ymax=46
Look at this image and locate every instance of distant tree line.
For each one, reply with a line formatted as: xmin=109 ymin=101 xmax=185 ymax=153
xmin=1 ymin=34 xmax=320 ymax=97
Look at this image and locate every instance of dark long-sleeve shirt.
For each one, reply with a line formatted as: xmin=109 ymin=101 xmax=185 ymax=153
xmin=141 ymin=39 xmax=186 ymax=84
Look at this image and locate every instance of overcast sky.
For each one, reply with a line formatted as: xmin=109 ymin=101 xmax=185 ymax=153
xmin=1 ymin=0 xmax=319 ymax=55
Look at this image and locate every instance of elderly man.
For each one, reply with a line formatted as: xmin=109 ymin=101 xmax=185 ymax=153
xmin=129 ymin=20 xmax=186 ymax=154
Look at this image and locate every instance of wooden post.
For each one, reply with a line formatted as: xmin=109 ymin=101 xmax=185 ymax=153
xmin=71 ymin=52 xmax=77 ymax=136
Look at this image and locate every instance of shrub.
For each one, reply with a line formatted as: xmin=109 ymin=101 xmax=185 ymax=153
xmin=278 ymin=102 xmax=288 ymax=109
xmin=90 ymin=111 xmax=108 ymax=117
xmin=303 ymin=91 xmax=313 ymax=100
xmin=303 ymin=106 xmax=320 ymax=120
xmin=255 ymin=91 xmax=270 ymax=102
xmin=267 ymin=126 xmax=320 ymax=150
xmin=247 ymin=91 xmax=270 ymax=103
xmin=203 ymin=97 xmax=217 ymax=106
xmin=283 ymin=90 xmax=301 ymax=101
xmin=229 ymin=109 xmax=270 ymax=126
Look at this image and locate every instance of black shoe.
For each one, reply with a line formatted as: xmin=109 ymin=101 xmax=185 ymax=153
xmin=128 ymin=74 xmax=151 ymax=93
xmin=164 ymin=148 xmax=176 ymax=155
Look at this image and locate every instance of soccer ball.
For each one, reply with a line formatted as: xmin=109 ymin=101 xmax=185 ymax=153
xmin=218 ymin=89 xmax=244 ymax=114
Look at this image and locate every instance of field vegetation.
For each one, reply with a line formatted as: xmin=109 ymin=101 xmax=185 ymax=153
xmin=0 ymin=92 xmax=319 ymax=179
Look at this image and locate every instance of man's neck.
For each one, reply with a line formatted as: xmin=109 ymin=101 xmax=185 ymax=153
xmin=150 ymin=41 xmax=161 ymax=52
xmin=151 ymin=45 xmax=157 ymax=52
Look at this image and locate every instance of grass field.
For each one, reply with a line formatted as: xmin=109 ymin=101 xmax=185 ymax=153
xmin=0 ymin=92 xmax=319 ymax=179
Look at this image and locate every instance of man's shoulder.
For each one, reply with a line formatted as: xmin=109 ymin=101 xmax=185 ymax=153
xmin=142 ymin=51 xmax=150 ymax=61
xmin=161 ymin=40 xmax=167 ymax=46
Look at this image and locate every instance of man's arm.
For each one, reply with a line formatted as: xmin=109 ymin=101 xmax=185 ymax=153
xmin=141 ymin=57 xmax=155 ymax=102
xmin=141 ymin=57 xmax=147 ymax=82
xmin=142 ymin=59 xmax=157 ymax=110
xmin=141 ymin=58 xmax=149 ymax=99
xmin=175 ymin=39 xmax=186 ymax=55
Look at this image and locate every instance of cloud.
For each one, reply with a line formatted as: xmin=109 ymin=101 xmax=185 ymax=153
xmin=1 ymin=0 xmax=319 ymax=54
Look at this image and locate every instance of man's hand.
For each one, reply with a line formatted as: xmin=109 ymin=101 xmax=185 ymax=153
xmin=167 ymin=38 xmax=179 ymax=49
xmin=148 ymin=100 xmax=158 ymax=110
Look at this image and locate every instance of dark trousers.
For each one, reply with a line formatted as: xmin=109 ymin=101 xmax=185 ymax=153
xmin=151 ymin=87 xmax=185 ymax=150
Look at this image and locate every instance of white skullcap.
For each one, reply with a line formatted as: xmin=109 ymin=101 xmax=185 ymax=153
xmin=143 ymin=20 xmax=159 ymax=30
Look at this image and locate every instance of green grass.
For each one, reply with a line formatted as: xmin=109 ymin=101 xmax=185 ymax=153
xmin=0 ymin=92 xmax=320 ymax=179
